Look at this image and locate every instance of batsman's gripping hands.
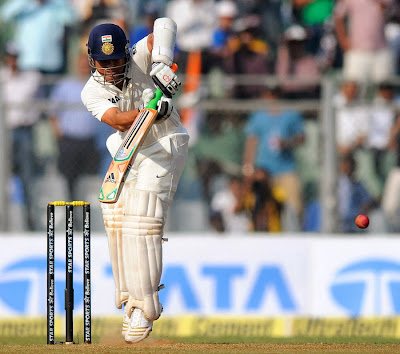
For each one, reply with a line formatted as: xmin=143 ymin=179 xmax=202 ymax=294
xmin=140 ymin=88 xmax=173 ymax=123
xmin=150 ymin=62 xmax=181 ymax=98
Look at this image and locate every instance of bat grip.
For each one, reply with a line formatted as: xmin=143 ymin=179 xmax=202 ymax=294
xmin=146 ymin=89 xmax=163 ymax=110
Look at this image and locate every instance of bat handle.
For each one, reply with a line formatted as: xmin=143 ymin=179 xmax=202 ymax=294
xmin=147 ymin=89 xmax=163 ymax=110
xmin=170 ymin=63 xmax=178 ymax=73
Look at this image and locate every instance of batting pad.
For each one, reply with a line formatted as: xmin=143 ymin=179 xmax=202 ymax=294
xmin=102 ymin=200 xmax=129 ymax=309
xmin=122 ymin=189 xmax=164 ymax=320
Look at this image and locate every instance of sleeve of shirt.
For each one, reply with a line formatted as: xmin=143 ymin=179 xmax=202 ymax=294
xmin=81 ymin=83 xmax=116 ymax=121
xmin=132 ymin=36 xmax=152 ymax=75
xmin=0 ymin=0 xmax=34 ymax=21
xmin=213 ymin=30 xmax=225 ymax=49
xmin=245 ymin=112 xmax=260 ymax=137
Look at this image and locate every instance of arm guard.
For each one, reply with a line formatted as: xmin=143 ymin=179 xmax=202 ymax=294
xmin=152 ymin=17 xmax=177 ymax=66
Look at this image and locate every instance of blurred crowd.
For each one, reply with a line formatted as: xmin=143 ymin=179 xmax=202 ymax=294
xmin=1 ymin=0 xmax=400 ymax=233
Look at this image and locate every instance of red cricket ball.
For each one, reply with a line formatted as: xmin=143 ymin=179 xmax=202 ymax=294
xmin=355 ymin=214 xmax=369 ymax=229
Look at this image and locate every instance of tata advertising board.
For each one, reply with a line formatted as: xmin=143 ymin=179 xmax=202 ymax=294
xmin=310 ymin=238 xmax=400 ymax=317
xmin=1 ymin=234 xmax=400 ymax=319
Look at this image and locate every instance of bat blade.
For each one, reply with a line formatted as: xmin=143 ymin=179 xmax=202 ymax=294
xmin=99 ymin=107 xmax=158 ymax=203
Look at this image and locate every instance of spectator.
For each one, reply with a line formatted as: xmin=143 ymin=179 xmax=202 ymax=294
xmin=224 ymin=14 xmax=272 ymax=99
xmin=211 ymin=0 xmax=237 ymax=55
xmin=242 ymin=86 xmax=305 ymax=230
xmin=210 ymin=175 xmax=252 ymax=233
xmin=304 ymin=154 xmax=377 ymax=233
xmin=338 ymin=153 xmax=376 ymax=233
xmin=242 ymin=168 xmax=284 ymax=232
xmin=0 ymin=43 xmax=41 ymax=230
xmin=381 ymin=113 xmax=400 ymax=231
xmin=275 ymin=24 xmax=320 ymax=99
xmin=334 ymin=80 xmax=369 ymax=156
xmin=207 ymin=0 xmax=238 ymax=99
xmin=316 ymin=17 xmax=340 ymax=72
xmin=79 ymin=0 xmax=127 ymax=31
xmin=385 ymin=0 xmax=400 ymax=74
xmin=0 ymin=0 xmax=77 ymax=75
xmin=48 ymin=53 xmax=101 ymax=200
xmin=302 ymin=181 xmax=320 ymax=231
xmin=292 ymin=0 xmax=339 ymax=71
xmin=293 ymin=0 xmax=334 ymax=54
xmin=237 ymin=0 xmax=285 ymax=56
xmin=366 ymin=82 xmax=396 ymax=189
xmin=192 ymin=113 xmax=245 ymax=204
xmin=334 ymin=0 xmax=395 ymax=83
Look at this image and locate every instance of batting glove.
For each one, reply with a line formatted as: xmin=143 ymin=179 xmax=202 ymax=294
xmin=150 ymin=62 xmax=181 ymax=98
xmin=138 ymin=88 xmax=155 ymax=111
xmin=155 ymin=96 xmax=173 ymax=123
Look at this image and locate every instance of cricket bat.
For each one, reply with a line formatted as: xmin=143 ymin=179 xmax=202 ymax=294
xmin=98 ymin=89 xmax=162 ymax=203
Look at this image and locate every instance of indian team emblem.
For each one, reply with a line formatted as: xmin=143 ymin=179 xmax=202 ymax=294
xmin=102 ymin=42 xmax=114 ymax=55
xmin=101 ymin=35 xmax=114 ymax=55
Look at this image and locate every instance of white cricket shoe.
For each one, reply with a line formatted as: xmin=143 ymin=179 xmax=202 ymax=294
xmin=121 ymin=306 xmax=130 ymax=336
xmin=124 ymin=308 xmax=153 ymax=343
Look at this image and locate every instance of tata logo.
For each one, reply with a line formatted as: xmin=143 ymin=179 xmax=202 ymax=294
xmin=161 ymin=265 xmax=296 ymax=312
xmin=105 ymin=264 xmax=297 ymax=312
xmin=330 ymin=258 xmax=400 ymax=316
xmin=0 ymin=257 xmax=83 ymax=315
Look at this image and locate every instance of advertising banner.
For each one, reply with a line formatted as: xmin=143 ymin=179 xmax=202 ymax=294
xmin=310 ymin=238 xmax=400 ymax=317
xmin=2 ymin=234 xmax=400 ymax=320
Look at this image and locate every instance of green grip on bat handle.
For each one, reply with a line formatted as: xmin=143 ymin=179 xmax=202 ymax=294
xmin=145 ymin=89 xmax=163 ymax=110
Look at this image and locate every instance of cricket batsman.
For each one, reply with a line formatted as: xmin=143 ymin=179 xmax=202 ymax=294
xmin=81 ymin=20 xmax=189 ymax=343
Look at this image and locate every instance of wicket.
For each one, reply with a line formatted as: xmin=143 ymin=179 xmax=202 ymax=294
xmin=46 ymin=201 xmax=91 ymax=345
